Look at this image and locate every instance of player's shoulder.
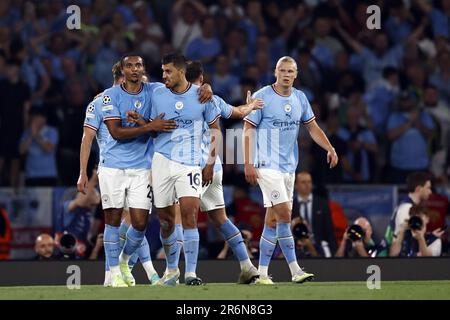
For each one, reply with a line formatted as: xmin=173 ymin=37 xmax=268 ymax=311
xmin=253 ymin=85 xmax=273 ymax=97
xmin=292 ymin=87 xmax=308 ymax=100
xmin=144 ymin=81 xmax=165 ymax=92
xmin=151 ymin=82 xmax=168 ymax=95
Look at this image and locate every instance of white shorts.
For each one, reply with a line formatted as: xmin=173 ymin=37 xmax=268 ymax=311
xmin=257 ymin=168 xmax=295 ymax=208
xmin=200 ymin=170 xmax=225 ymax=212
xmin=152 ymin=152 xmax=202 ymax=208
xmin=97 ymin=166 xmax=152 ymax=211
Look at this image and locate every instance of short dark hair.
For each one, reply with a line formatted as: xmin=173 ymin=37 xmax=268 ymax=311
xmin=406 ymin=172 xmax=431 ymax=193
xmin=162 ymin=53 xmax=187 ymax=70
xmin=120 ymin=53 xmax=145 ymax=68
xmin=382 ymin=66 xmax=398 ymax=79
xmin=185 ymin=60 xmax=203 ymax=82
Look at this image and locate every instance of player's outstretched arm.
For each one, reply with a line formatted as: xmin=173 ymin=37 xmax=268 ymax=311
xmin=304 ymin=120 xmax=338 ymax=168
xmin=77 ymin=127 xmax=96 ymax=194
xmin=243 ymin=121 xmax=258 ymax=186
xmin=230 ymin=91 xmax=264 ymax=119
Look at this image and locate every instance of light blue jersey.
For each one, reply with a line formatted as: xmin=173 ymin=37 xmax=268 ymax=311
xmin=101 ymin=82 xmax=162 ymax=169
xmin=244 ymin=85 xmax=315 ymax=173
xmin=83 ymin=95 xmax=112 ymax=165
xmin=200 ymin=95 xmax=232 ymax=172
xmin=150 ymin=83 xmax=220 ymax=166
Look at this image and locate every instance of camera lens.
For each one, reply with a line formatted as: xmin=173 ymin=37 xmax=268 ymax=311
xmin=347 ymin=224 xmax=364 ymax=241
xmin=408 ymin=216 xmax=423 ymax=231
xmin=60 ymin=232 xmax=77 ymax=254
xmin=293 ymin=223 xmax=309 ymax=240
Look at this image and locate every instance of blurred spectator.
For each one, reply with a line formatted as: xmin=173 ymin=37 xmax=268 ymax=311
xmin=19 ymin=107 xmax=58 ymax=187
xmin=337 ymin=105 xmax=378 ymax=183
xmin=389 ymin=205 xmax=444 ymax=257
xmin=171 ymin=0 xmax=206 ymax=53
xmin=387 ymin=90 xmax=436 ymax=183
xmin=209 ymin=0 xmax=244 ymax=21
xmin=0 ymin=207 xmax=11 ymax=259
xmin=212 ymin=55 xmax=239 ymax=100
xmin=336 ymin=217 xmax=381 ymax=257
xmin=186 ymin=15 xmax=222 ymax=73
xmin=34 ymin=233 xmax=55 ymax=260
xmin=291 ymin=171 xmax=336 ymax=256
xmin=0 ymin=58 xmax=30 ymax=187
xmin=363 ymin=67 xmax=400 ymax=134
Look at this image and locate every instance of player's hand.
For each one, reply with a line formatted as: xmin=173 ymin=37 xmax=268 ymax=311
xmin=126 ymin=111 xmax=146 ymax=126
xmin=77 ymin=173 xmax=88 ymax=194
xmin=244 ymin=164 xmax=258 ymax=186
xmin=148 ymin=113 xmax=177 ymax=132
xmin=246 ymin=91 xmax=264 ymax=110
xmin=197 ymin=83 xmax=213 ymax=103
xmin=327 ymin=148 xmax=338 ymax=168
xmin=202 ymin=164 xmax=214 ymax=187
xmin=432 ymin=228 xmax=445 ymax=238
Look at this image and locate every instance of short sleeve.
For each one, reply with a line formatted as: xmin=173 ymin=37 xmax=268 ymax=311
xmin=214 ymin=96 xmax=233 ymax=119
xmin=243 ymin=91 xmax=263 ymax=126
xmin=101 ymin=89 xmax=121 ymax=121
xmin=204 ymin=101 xmax=221 ymax=126
xmin=150 ymin=93 xmax=158 ymax=121
xmin=83 ymin=100 xmax=101 ymax=131
xmin=299 ymin=92 xmax=315 ymax=124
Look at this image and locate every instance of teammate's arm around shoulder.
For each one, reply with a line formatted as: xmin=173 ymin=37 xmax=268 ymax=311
xmin=304 ymin=119 xmax=338 ymax=168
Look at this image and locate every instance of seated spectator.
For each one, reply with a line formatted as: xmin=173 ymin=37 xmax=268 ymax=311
xmin=335 ymin=217 xmax=381 ymax=257
xmin=34 ymin=233 xmax=55 ymax=260
xmin=389 ymin=205 xmax=444 ymax=257
xmin=19 ymin=107 xmax=58 ymax=186
xmin=292 ymin=171 xmax=337 ymax=255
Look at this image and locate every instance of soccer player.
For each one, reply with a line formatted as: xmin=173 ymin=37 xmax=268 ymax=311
xmin=79 ymin=61 xmax=169 ymax=287
xmin=150 ymin=53 xmax=220 ymax=285
xmin=243 ymin=56 xmax=338 ymax=284
xmin=100 ymin=54 xmax=179 ymax=287
xmin=185 ymin=60 xmax=263 ymax=284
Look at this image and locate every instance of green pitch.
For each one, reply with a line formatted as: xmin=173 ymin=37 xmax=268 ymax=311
xmin=0 ymin=281 xmax=449 ymax=300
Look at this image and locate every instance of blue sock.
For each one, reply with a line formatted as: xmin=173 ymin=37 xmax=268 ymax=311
xmin=161 ymin=230 xmax=178 ymax=269
xmin=122 ymin=226 xmax=145 ymax=258
xmin=128 ymin=236 xmax=151 ymax=269
xmin=104 ymin=246 xmax=110 ymax=271
xmin=276 ymin=222 xmax=297 ymax=263
xmin=118 ymin=221 xmax=129 ymax=253
xmin=183 ymin=228 xmax=199 ymax=275
xmin=259 ymin=225 xmax=277 ymax=269
xmin=175 ymin=224 xmax=183 ymax=266
xmin=220 ymin=219 xmax=248 ymax=261
xmin=104 ymin=224 xmax=120 ymax=268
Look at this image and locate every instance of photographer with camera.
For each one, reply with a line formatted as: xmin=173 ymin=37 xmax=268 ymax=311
xmin=389 ymin=205 xmax=443 ymax=257
xmin=291 ymin=216 xmax=319 ymax=257
xmin=335 ymin=217 xmax=380 ymax=257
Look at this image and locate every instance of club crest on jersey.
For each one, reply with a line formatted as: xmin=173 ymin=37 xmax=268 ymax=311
xmin=102 ymin=95 xmax=111 ymax=105
xmin=271 ymin=190 xmax=280 ymax=200
xmin=175 ymin=101 xmax=184 ymax=110
xmin=284 ymin=104 xmax=292 ymax=112
xmin=134 ymin=100 xmax=142 ymax=109
xmin=87 ymin=103 xmax=95 ymax=113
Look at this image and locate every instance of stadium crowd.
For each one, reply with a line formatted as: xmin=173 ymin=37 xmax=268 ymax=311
xmin=0 ymin=0 xmax=449 ymax=261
